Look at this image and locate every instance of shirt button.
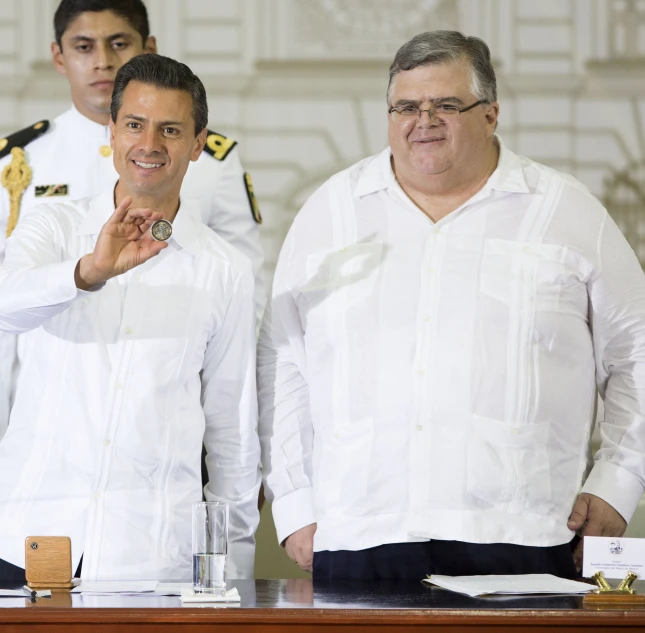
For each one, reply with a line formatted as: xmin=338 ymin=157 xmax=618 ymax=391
xmin=94 ymin=492 xmax=101 ymax=500
xmin=104 ymin=439 xmax=112 ymax=446
xmin=416 ymin=425 xmax=423 ymax=431
xmin=417 ymin=369 xmax=425 ymax=376
xmin=427 ymin=267 xmax=434 ymax=273
xmin=423 ymin=315 xmax=430 ymax=322
xmin=99 ymin=145 xmax=112 ymax=157
xmin=116 ymin=382 xmax=123 ymax=390
xmin=522 ymin=246 xmax=530 ymax=253
xmin=134 ymin=274 xmax=141 ymax=282
xmin=339 ymin=247 xmax=346 ymax=252
xmin=125 ymin=327 xmax=133 ymax=335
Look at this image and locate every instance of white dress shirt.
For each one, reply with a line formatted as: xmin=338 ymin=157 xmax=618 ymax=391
xmin=0 ymin=105 xmax=266 ymax=437
xmin=258 ymin=139 xmax=645 ymax=553
xmin=0 ymin=192 xmax=261 ymax=580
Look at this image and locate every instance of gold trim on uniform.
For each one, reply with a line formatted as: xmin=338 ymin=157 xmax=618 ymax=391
xmin=99 ymin=145 xmax=112 ymax=157
xmin=205 ymin=133 xmax=237 ymax=161
xmin=33 ymin=122 xmax=45 ymax=130
xmin=1 ymin=147 xmax=32 ymax=238
xmin=0 ymin=139 xmax=7 ymax=153
xmin=243 ymin=172 xmax=262 ymax=224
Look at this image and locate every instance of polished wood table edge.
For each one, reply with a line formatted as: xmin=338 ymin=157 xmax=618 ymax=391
xmin=2 ymin=607 xmax=645 ymax=625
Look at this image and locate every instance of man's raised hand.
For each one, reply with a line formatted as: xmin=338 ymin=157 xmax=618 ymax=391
xmin=75 ymin=196 xmax=167 ymax=290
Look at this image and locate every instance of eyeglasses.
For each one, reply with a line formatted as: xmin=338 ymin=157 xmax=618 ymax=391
xmin=388 ymin=99 xmax=486 ymax=123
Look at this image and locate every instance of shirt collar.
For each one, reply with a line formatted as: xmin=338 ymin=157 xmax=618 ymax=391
xmin=77 ymin=190 xmax=114 ymax=235
xmin=354 ymin=147 xmax=396 ymax=198
xmin=486 ymin=135 xmax=530 ymax=194
xmin=68 ymin=104 xmax=110 ymax=138
xmin=77 ymin=190 xmax=203 ymax=256
xmin=354 ymin=135 xmax=530 ymax=199
xmin=168 ymin=198 xmax=202 ymax=255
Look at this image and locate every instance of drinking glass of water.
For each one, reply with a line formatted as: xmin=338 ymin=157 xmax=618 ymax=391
xmin=192 ymin=501 xmax=228 ymax=594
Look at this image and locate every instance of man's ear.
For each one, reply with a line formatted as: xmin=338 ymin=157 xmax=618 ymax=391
xmin=484 ymin=102 xmax=500 ymax=136
xmin=51 ymin=41 xmax=66 ymax=76
xmin=191 ymin=128 xmax=207 ymax=161
xmin=109 ymin=119 xmax=115 ymax=149
xmin=144 ymin=36 xmax=157 ymax=54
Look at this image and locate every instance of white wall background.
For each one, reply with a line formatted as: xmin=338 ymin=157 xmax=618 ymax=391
xmin=4 ymin=0 xmax=645 ymax=275
xmin=1 ymin=0 xmax=645 ymax=572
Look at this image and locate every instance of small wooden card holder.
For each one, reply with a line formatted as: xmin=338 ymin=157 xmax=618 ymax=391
xmin=25 ymin=536 xmax=74 ymax=590
xmin=583 ymin=571 xmax=645 ymax=608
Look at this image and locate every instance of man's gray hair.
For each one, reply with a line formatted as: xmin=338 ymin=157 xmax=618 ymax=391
xmin=387 ymin=30 xmax=497 ymax=105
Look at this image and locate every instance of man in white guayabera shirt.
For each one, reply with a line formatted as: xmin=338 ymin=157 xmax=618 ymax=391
xmin=0 ymin=0 xmax=266 ymax=441
xmin=0 ymin=54 xmax=260 ymax=582
xmin=258 ymin=30 xmax=645 ymax=581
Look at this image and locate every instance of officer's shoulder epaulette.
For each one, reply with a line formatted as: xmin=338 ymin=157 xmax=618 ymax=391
xmin=0 ymin=121 xmax=49 ymax=160
xmin=203 ymin=129 xmax=237 ymax=161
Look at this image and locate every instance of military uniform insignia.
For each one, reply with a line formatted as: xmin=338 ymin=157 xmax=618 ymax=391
xmin=203 ymin=130 xmax=237 ymax=161
xmin=0 ymin=120 xmax=49 ymax=160
xmin=0 ymin=120 xmax=50 ymax=237
xmin=244 ymin=172 xmax=262 ymax=224
xmin=35 ymin=184 xmax=69 ymax=198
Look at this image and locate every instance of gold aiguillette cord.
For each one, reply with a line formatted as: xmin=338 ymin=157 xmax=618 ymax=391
xmin=1 ymin=147 xmax=32 ymax=238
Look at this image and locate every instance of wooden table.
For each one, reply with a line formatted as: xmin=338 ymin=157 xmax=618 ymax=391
xmin=2 ymin=578 xmax=645 ymax=631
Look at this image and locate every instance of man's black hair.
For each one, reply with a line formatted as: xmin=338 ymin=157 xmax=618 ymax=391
xmin=54 ymin=0 xmax=150 ymax=48
xmin=111 ymin=54 xmax=208 ymax=135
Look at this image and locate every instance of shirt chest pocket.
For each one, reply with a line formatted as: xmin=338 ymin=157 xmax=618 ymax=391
xmin=479 ymin=239 xmax=569 ymax=312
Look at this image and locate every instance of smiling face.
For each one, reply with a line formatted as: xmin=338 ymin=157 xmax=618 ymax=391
xmin=51 ymin=10 xmax=156 ymax=124
xmin=387 ymin=58 xmax=498 ymax=187
xmin=109 ymin=81 xmax=206 ymax=203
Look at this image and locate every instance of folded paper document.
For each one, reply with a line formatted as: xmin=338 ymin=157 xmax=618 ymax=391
xmin=422 ymin=574 xmax=594 ymax=598
xmin=180 ymin=587 xmax=241 ymax=603
xmin=71 ymin=580 xmax=157 ymax=594
xmin=0 ymin=587 xmax=51 ymax=598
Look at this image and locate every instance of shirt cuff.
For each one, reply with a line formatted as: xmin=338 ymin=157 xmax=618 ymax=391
xmin=581 ymin=461 xmax=645 ymax=523
xmin=43 ymin=259 xmax=85 ymax=303
xmin=271 ymin=487 xmax=316 ymax=546
xmin=49 ymin=259 xmax=103 ymax=302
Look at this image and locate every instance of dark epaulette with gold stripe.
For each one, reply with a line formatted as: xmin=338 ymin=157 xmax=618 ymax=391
xmin=203 ymin=129 xmax=237 ymax=161
xmin=0 ymin=121 xmax=49 ymax=160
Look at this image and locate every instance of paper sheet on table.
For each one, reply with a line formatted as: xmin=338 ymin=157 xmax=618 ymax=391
xmin=180 ymin=587 xmax=240 ymax=603
xmin=71 ymin=580 xmax=158 ymax=595
xmin=422 ymin=574 xmax=594 ymax=598
xmin=0 ymin=589 xmax=48 ymax=598
xmin=0 ymin=589 xmax=33 ymax=598
xmin=154 ymin=583 xmax=192 ymax=596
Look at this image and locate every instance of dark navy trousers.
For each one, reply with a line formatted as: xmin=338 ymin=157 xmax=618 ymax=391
xmin=313 ymin=539 xmax=577 ymax=582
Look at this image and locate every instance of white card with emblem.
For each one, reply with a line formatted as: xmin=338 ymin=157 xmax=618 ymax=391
xmin=583 ymin=536 xmax=645 ymax=579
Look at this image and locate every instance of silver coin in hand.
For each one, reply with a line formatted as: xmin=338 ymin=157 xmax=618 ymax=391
xmin=150 ymin=219 xmax=172 ymax=242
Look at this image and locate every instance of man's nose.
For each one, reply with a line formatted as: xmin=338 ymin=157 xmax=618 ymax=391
xmin=139 ymin=128 xmax=163 ymax=153
xmin=417 ymin=108 xmax=440 ymax=125
xmin=94 ymin=43 xmax=116 ymax=70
